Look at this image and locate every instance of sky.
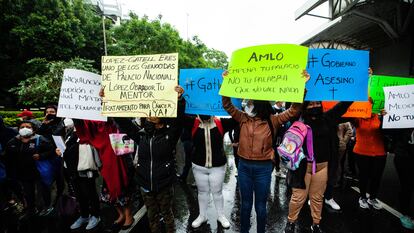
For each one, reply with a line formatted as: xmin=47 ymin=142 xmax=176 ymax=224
xmin=118 ymin=0 xmax=330 ymax=57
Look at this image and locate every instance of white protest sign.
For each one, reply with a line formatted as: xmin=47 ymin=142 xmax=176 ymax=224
xmin=52 ymin=135 xmax=66 ymax=154
xmin=57 ymin=69 xmax=107 ymax=121
xmin=383 ymin=84 xmax=414 ymax=129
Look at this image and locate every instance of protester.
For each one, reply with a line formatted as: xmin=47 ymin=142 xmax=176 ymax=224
xmin=345 ymin=122 xmax=357 ymax=179
xmin=108 ymin=86 xmax=185 ymax=233
xmin=4 ymin=121 xmax=54 ymax=216
xmin=228 ymin=125 xmax=240 ymax=175
xmin=177 ymin=128 xmax=193 ymax=182
xmin=16 ymin=109 xmax=41 ymax=129
xmin=184 ymin=114 xmax=237 ymax=228
xmin=56 ymin=118 xmax=102 ymax=230
xmin=272 ymin=101 xmax=290 ymax=178
xmin=336 ymin=122 xmax=353 ymax=185
xmin=285 ymin=101 xmax=352 ymax=233
xmin=353 ymin=108 xmax=387 ymax=210
xmin=223 ymin=70 xmax=308 ymax=233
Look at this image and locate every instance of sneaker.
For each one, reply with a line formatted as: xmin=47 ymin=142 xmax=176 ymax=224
xmin=311 ymin=224 xmax=325 ymax=233
xmin=217 ymin=215 xmax=230 ymax=229
xmin=234 ymin=170 xmax=238 ymax=177
xmin=85 ymin=216 xmax=100 ymax=230
xmin=284 ymin=222 xmax=295 ymax=233
xmin=359 ymin=198 xmax=369 ymax=209
xmin=70 ymin=216 xmax=89 ymax=230
xmin=191 ymin=215 xmax=207 ymax=228
xmin=367 ymin=198 xmax=383 ymax=210
xmin=39 ymin=207 xmax=54 ymax=216
xmin=325 ymin=198 xmax=341 ymax=210
xmin=400 ymin=215 xmax=414 ymax=230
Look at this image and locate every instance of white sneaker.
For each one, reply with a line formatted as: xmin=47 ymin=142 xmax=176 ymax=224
xmin=235 ymin=170 xmax=238 ymax=177
xmin=218 ymin=215 xmax=230 ymax=229
xmin=85 ymin=216 xmax=100 ymax=230
xmin=359 ymin=198 xmax=369 ymax=209
xmin=191 ymin=215 xmax=207 ymax=228
xmin=70 ymin=216 xmax=89 ymax=230
xmin=367 ymin=198 xmax=383 ymax=210
xmin=325 ymin=198 xmax=341 ymax=210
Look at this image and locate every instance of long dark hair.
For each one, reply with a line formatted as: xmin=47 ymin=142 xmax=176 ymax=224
xmin=252 ymin=100 xmax=273 ymax=120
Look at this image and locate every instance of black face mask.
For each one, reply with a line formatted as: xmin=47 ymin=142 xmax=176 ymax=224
xmin=46 ymin=114 xmax=56 ymax=121
xmin=144 ymin=121 xmax=156 ymax=134
xmin=199 ymin=115 xmax=211 ymax=121
xmin=305 ymin=107 xmax=323 ymax=117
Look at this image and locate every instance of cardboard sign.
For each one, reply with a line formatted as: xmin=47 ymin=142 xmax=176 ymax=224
xmin=57 ymin=69 xmax=107 ymax=121
xmin=219 ymin=44 xmax=308 ymax=102
xmin=322 ymin=101 xmax=372 ymax=118
xmin=179 ymin=69 xmax=241 ymax=116
xmin=383 ymin=84 xmax=414 ymax=129
xmin=369 ymin=75 xmax=414 ymax=113
xmin=101 ymin=53 xmax=179 ymax=117
xmin=306 ymin=49 xmax=369 ymax=101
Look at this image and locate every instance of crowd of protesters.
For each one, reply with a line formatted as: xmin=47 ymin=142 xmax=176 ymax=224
xmin=0 ymin=69 xmax=413 ymax=233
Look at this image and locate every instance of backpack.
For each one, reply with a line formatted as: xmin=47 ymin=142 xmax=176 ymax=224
xmin=277 ymin=121 xmax=315 ymax=174
xmin=191 ymin=117 xmax=224 ymax=138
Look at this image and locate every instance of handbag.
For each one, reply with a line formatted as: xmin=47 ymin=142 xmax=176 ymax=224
xmin=56 ymin=194 xmax=78 ymax=217
xmin=109 ymin=132 xmax=135 ymax=156
xmin=34 ymin=136 xmax=55 ymax=187
xmin=77 ymin=143 xmax=100 ymax=171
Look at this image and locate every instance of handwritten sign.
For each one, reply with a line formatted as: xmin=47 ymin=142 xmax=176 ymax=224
xmin=322 ymin=101 xmax=372 ymax=118
xmin=57 ymin=69 xmax=107 ymax=121
xmin=305 ymin=49 xmax=369 ymax=101
xmin=179 ymin=69 xmax=241 ymax=116
xmin=101 ymin=53 xmax=179 ymax=117
xmin=369 ymin=75 xmax=414 ymax=113
xmin=383 ymin=85 xmax=414 ymax=129
xmin=219 ymin=44 xmax=308 ymax=102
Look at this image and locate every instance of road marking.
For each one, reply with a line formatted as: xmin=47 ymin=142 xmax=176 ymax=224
xmin=119 ymin=205 xmax=147 ymax=233
xmin=351 ymin=186 xmax=403 ymax=218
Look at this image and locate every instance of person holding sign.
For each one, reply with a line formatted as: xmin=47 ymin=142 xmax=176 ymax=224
xmin=285 ymin=100 xmax=353 ymax=233
xmin=183 ymin=114 xmax=237 ymax=229
xmin=105 ymin=86 xmax=185 ymax=233
xmin=222 ymin=70 xmax=309 ymax=233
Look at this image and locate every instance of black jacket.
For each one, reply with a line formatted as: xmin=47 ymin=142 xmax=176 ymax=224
xmin=114 ymin=98 xmax=185 ymax=192
xmin=184 ymin=117 xmax=237 ymax=168
xmin=61 ymin=130 xmax=80 ymax=177
xmin=287 ymin=102 xmax=352 ymax=189
xmin=5 ymin=135 xmax=54 ymax=181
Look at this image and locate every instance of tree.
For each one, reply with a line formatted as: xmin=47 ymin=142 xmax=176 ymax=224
xmin=10 ymin=58 xmax=98 ymax=106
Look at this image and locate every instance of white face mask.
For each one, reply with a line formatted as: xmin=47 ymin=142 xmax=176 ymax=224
xmin=63 ymin=118 xmax=74 ymax=129
xmin=19 ymin=128 xmax=33 ymax=137
xmin=244 ymin=104 xmax=256 ymax=117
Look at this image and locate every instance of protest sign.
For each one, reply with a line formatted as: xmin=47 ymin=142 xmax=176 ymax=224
xmin=305 ymin=49 xmax=369 ymax=101
xmin=219 ymin=44 xmax=308 ymax=102
xmin=383 ymin=84 xmax=414 ymax=129
xmin=57 ymin=69 xmax=107 ymax=121
xmin=369 ymin=75 xmax=414 ymax=113
xmin=179 ymin=69 xmax=241 ymax=116
xmin=101 ymin=53 xmax=179 ymax=117
xmin=52 ymin=136 xmax=66 ymax=154
xmin=322 ymin=101 xmax=372 ymax=118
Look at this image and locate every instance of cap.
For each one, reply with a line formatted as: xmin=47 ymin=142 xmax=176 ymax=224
xmin=17 ymin=109 xmax=34 ymax=118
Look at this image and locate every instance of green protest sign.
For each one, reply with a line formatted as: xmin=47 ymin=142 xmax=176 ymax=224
xmin=369 ymin=75 xmax=414 ymax=113
xmin=219 ymin=44 xmax=308 ymax=102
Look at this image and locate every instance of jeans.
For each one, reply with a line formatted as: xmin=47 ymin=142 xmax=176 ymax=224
xmin=238 ymin=159 xmax=273 ymax=233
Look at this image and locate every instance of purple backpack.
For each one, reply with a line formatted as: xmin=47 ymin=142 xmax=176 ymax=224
xmin=277 ymin=121 xmax=315 ymax=174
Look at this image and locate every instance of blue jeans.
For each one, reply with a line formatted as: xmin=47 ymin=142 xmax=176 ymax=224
xmin=238 ymin=159 xmax=273 ymax=233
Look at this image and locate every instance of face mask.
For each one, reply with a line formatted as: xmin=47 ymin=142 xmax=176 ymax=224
xmin=144 ymin=121 xmax=156 ymax=134
xmin=198 ymin=115 xmax=211 ymax=121
xmin=244 ymin=105 xmax=256 ymax=117
xmin=306 ymin=107 xmax=323 ymax=117
xmin=19 ymin=128 xmax=33 ymax=137
xmin=46 ymin=114 xmax=56 ymax=121
xmin=63 ymin=118 xmax=74 ymax=129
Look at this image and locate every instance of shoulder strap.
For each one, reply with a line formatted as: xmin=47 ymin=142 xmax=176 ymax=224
xmin=266 ymin=118 xmax=276 ymax=148
xmin=305 ymin=125 xmax=316 ymax=174
xmin=35 ymin=135 xmax=40 ymax=148
xmin=213 ymin=118 xmax=224 ymax=136
xmin=191 ymin=118 xmax=200 ymax=138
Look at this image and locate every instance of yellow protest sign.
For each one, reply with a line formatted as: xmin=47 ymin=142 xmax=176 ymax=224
xmin=101 ymin=53 xmax=178 ymax=117
xmin=219 ymin=44 xmax=308 ymax=102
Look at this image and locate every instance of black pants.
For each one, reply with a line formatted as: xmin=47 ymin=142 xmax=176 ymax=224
xmin=54 ymin=158 xmax=65 ymax=200
xmin=21 ymin=180 xmax=51 ymax=210
xmin=346 ymin=141 xmax=357 ymax=176
xmin=233 ymin=146 xmax=239 ymax=169
xmin=73 ymin=177 xmax=100 ymax=218
xmin=394 ymin=153 xmax=414 ymax=216
xmin=180 ymin=140 xmax=193 ymax=179
xmin=355 ymin=154 xmax=386 ymax=199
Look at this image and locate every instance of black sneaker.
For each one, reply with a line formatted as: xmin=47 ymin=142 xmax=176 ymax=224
xmin=311 ymin=224 xmax=325 ymax=233
xmin=284 ymin=222 xmax=295 ymax=233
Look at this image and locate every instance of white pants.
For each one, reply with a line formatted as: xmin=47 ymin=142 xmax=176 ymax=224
xmin=192 ymin=163 xmax=226 ymax=217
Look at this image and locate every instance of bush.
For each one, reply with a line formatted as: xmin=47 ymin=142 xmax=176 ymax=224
xmin=0 ymin=111 xmax=44 ymax=119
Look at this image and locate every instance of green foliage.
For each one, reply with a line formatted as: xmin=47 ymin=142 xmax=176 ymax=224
xmin=0 ymin=111 xmax=43 ymax=119
xmin=2 ymin=118 xmax=21 ymax=128
xmin=10 ymin=58 xmax=98 ymax=106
